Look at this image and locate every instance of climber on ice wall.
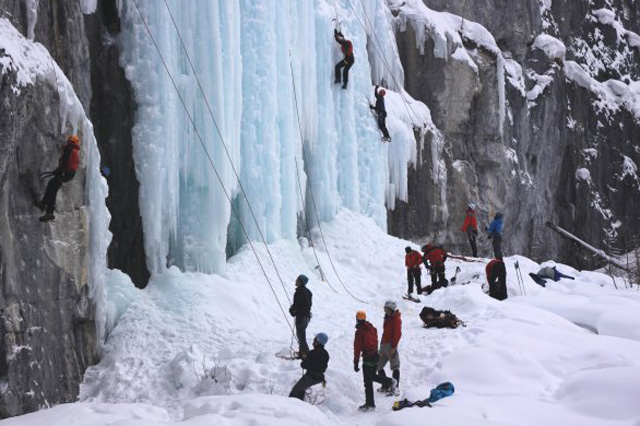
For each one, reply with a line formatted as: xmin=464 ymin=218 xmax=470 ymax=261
xmin=36 ymin=135 xmax=81 ymax=222
xmin=334 ymin=29 xmax=354 ymax=90
xmin=369 ymin=85 xmax=391 ymax=142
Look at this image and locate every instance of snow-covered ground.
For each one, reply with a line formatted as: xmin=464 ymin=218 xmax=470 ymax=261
xmin=4 ymin=210 xmax=640 ymax=426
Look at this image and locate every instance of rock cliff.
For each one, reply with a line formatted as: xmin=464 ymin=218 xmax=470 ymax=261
xmin=388 ymin=0 xmax=640 ymax=267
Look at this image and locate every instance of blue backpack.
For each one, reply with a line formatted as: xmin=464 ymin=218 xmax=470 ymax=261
xmin=392 ymin=382 xmax=455 ymax=410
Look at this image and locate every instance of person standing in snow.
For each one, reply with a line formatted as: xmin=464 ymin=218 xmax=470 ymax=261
xmin=486 ymin=212 xmax=504 ymax=259
xmin=334 ymin=29 xmax=354 ymax=90
xmin=289 ymin=274 xmax=312 ymax=359
xmin=353 ymin=310 xmax=395 ymax=412
xmin=461 ymin=203 xmax=478 ymax=257
xmin=405 ymin=247 xmax=423 ymax=296
xmin=289 ymin=333 xmax=330 ymax=401
xmin=36 ymin=134 xmax=81 ymax=222
xmin=485 ymin=257 xmax=507 ymax=300
xmin=422 ymin=243 xmax=448 ymax=294
xmin=369 ymin=85 xmax=391 ymax=141
xmin=377 ymin=301 xmax=401 ymax=394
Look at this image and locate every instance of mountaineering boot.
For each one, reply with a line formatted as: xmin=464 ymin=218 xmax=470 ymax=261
xmin=335 ymin=78 xmax=341 ymax=84
xmin=386 ymin=378 xmax=399 ymax=396
xmin=358 ymin=404 xmax=375 ymax=412
xmin=39 ymin=213 xmax=55 ymax=222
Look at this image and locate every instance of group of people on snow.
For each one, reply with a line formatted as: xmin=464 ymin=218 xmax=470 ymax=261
xmin=288 ymin=274 xmax=403 ymax=411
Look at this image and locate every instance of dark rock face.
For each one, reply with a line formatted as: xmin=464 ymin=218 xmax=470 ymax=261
xmin=0 ymin=47 xmax=95 ymax=417
xmin=85 ymin=0 xmax=149 ymax=288
xmin=389 ymin=0 xmax=640 ymax=267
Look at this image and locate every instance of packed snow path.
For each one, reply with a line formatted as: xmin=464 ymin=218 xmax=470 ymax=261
xmin=6 ymin=211 xmax=640 ymax=426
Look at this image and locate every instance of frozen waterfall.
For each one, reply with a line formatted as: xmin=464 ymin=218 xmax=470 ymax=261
xmin=116 ymin=0 xmax=433 ymax=275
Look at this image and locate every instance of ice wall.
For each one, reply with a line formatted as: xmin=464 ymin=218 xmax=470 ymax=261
xmin=117 ymin=0 xmax=433 ymax=275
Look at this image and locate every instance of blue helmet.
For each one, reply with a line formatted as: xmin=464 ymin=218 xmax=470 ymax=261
xmin=315 ymin=332 xmax=328 ymax=346
xmin=297 ymin=274 xmax=309 ymax=285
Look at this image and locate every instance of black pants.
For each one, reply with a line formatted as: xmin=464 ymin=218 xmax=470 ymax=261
xmin=296 ymin=316 xmax=310 ymax=356
xmin=362 ymin=354 xmax=391 ymax=406
xmin=407 ymin=267 xmax=422 ymax=294
xmin=467 ymin=230 xmax=478 ymax=257
xmin=289 ymin=372 xmax=323 ymax=401
xmin=492 ymin=234 xmax=503 ymax=258
xmin=335 ymin=56 xmax=354 ymax=86
xmin=424 ymin=266 xmax=447 ymax=295
xmin=377 ymin=114 xmax=390 ymax=139
xmin=489 ymin=263 xmax=507 ymax=300
xmin=42 ymin=171 xmax=75 ymax=214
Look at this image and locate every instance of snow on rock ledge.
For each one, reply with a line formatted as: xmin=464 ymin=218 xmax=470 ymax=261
xmin=532 ymin=34 xmax=566 ymax=61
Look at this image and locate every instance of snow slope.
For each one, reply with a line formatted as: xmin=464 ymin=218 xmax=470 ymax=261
xmin=5 ymin=210 xmax=640 ymax=425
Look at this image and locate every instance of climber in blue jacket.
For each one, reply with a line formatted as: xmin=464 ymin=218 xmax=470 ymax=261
xmin=486 ymin=212 xmax=503 ymax=259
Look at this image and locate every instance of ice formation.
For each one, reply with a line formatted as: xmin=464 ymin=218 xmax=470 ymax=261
xmin=116 ymin=0 xmax=433 ymax=275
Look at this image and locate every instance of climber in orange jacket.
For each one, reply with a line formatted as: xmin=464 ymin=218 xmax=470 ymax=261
xmin=36 ymin=135 xmax=81 ymax=222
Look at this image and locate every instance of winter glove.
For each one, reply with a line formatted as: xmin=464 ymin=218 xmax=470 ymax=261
xmin=390 ymin=347 xmax=396 ymax=355
xmin=354 ymin=361 xmax=360 ymax=372
xmin=369 ymin=104 xmax=375 ymax=110
xmin=288 ymin=305 xmax=297 ymax=317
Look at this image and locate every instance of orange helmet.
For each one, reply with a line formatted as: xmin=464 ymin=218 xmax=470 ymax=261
xmin=67 ymin=135 xmax=81 ymax=145
xmin=356 ymin=310 xmax=366 ymax=320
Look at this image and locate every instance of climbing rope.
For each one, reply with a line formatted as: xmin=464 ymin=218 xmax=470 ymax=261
xmin=345 ymin=0 xmax=426 ymax=129
xmin=289 ymin=53 xmax=368 ymax=305
xmin=160 ymin=0 xmax=294 ymax=306
xmin=131 ymin=0 xmax=297 ymax=340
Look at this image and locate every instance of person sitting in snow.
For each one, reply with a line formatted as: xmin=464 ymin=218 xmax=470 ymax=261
xmin=422 ymin=244 xmax=448 ymax=295
xmin=289 ymin=274 xmax=312 ymax=358
xmin=528 ymin=266 xmax=574 ymax=287
xmin=369 ymin=85 xmax=391 ymax=142
xmin=289 ymin=333 xmax=330 ymax=401
xmin=486 ymin=257 xmax=507 ymax=300
xmin=334 ymin=29 xmax=354 ymax=90
xmin=36 ymin=134 xmax=81 ymax=222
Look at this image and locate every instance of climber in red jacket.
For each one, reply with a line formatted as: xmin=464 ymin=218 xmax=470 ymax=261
xmin=334 ymin=29 xmax=354 ymax=90
xmin=461 ymin=203 xmax=478 ymax=257
xmin=404 ymin=246 xmax=423 ymax=296
xmin=353 ymin=310 xmax=394 ymax=412
xmin=377 ymin=300 xmax=402 ymax=393
xmin=422 ymin=243 xmax=448 ymax=294
xmin=37 ymin=135 xmax=81 ymax=222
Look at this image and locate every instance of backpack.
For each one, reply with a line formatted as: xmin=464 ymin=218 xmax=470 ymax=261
xmin=419 ymin=307 xmax=464 ymax=329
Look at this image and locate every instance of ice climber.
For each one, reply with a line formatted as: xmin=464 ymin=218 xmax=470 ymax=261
xmin=353 ymin=310 xmax=396 ymax=412
xmin=422 ymin=244 xmax=448 ymax=294
xmin=461 ymin=203 xmax=478 ymax=257
xmin=486 ymin=212 xmax=504 ymax=259
xmin=36 ymin=134 xmax=81 ymax=222
xmin=369 ymin=85 xmax=391 ymax=141
xmin=485 ymin=257 xmax=507 ymax=300
xmin=404 ymin=246 xmax=423 ymax=296
xmin=334 ymin=29 xmax=354 ymax=89
xmin=289 ymin=332 xmax=330 ymax=401
xmin=289 ymin=274 xmax=312 ymax=358
xmin=376 ymin=301 xmax=401 ymax=394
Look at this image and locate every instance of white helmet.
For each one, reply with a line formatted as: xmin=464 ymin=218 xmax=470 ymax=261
xmin=384 ymin=300 xmax=397 ymax=311
xmin=467 ymin=203 xmax=476 ymax=210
